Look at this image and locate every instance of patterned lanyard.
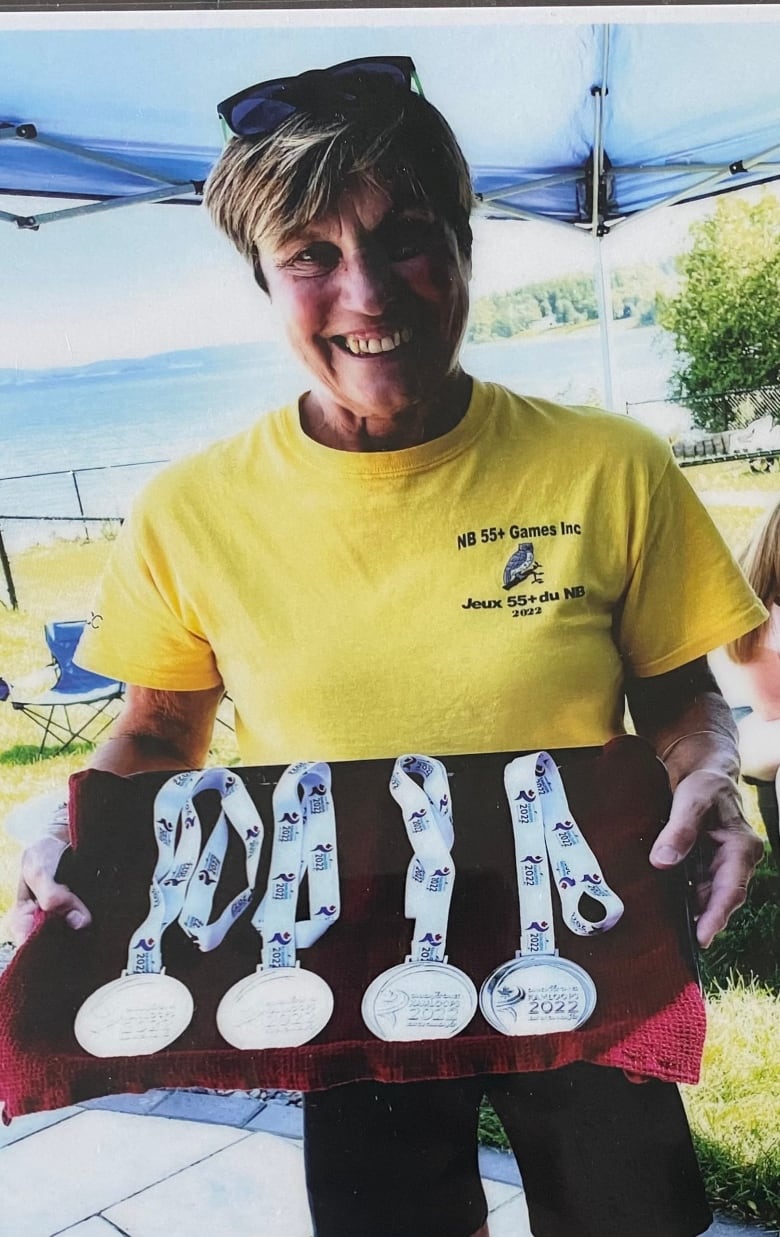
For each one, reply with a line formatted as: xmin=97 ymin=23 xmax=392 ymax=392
xmin=127 ymin=767 xmax=265 ymax=975
xmin=504 ymin=751 xmax=624 ymax=956
xmin=361 ymin=754 xmax=478 ymax=1044
xmin=389 ymin=754 xmax=455 ymax=963
xmin=252 ymin=761 xmax=340 ymax=969
xmin=479 ymin=752 xmax=623 ymax=1038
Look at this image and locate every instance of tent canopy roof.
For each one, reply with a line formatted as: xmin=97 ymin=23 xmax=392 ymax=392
xmin=3 ymin=19 xmax=780 ymax=233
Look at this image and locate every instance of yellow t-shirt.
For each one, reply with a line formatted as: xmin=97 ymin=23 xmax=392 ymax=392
xmin=77 ymin=381 xmax=766 ymax=764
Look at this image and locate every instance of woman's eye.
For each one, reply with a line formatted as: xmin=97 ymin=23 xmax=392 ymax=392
xmin=286 ymin=243 xmax=340 ymax=272
xmin=383 ymin=219 xmax=437 ymax=262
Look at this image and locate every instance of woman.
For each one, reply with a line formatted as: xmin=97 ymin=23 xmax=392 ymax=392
xmin=723 ymin=497 xmax=780 ymax=866
xmin=9 ymin=58 xmax=766 ymax=1237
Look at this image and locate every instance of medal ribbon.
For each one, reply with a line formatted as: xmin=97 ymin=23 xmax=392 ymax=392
xmin=178 ymin=769 xmax=266 ymax=950
xmin=252 ymin=761 xmax=339 ymax=970
xmin=389 ymin=755 xmax=455 ymax=964
xmin=504 ymin=752 xmax=624 ymax=957
xmin=126 ymin=768 xmax=265 ymax=975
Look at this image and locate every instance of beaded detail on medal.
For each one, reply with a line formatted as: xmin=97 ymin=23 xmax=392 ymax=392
xmin=361 ymin=755 xmax=478 ymax=1042
xmin=480 ymin=752 xmax=624 ymax=1037
xmin=75 ymin=768 xmax=264 ymax=1058
xmin=216 ymin=762 xmax=339 ymax=1050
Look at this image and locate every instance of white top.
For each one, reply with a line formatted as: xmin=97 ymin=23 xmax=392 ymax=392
xmin=711 ymin=603 xmax=780 ymax=720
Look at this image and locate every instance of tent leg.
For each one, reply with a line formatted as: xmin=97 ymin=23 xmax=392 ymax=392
xmin=593 ymin=235 xmax=617 ymax=411
xmin=0 ymin=525 xmax=18 ymax=610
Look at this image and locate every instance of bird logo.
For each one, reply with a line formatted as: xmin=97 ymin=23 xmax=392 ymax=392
xmin=502 ymin=541 xmax=543 ymax=590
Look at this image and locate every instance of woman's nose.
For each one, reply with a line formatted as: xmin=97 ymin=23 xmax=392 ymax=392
xmin=340 ymin=246 xmax=393 ymax=316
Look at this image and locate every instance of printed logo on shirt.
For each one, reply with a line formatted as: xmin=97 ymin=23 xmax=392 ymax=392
xmin=454 ymin=518 xmax=587 ymax=620
xmin=502 ymin=541 xmax=543 ymax=590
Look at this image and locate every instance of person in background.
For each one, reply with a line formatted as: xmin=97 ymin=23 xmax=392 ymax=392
xmin=6 ymin=57 xmax=767 ymax=1237
xmin=721 ymin=498 xmax=780 ymax=867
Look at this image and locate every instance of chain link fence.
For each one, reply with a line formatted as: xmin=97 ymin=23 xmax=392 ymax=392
xmin=627 ymin=383 xmax=780 ymax=468
xmin=0 ymin=459 xmax=167 ymax=610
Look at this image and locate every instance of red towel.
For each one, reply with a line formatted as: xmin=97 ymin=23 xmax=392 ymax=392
xmin=0 ymin=737 xmax=705 ymax=1119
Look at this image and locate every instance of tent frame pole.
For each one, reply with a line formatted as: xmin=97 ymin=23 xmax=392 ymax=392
xmin=1 ymin=121 xmax=196 ymax=188
xmin=7 ymin=183 xmax=202 ymax=230
xmin=478 ymin=170 xmax=583 ymax=202
xmin=593 ymin=235 xmax=615 ymax=410
xmin=474 ymin=200 xmax=579 ymax=231
xmin=606 ymin=137 xmax=780 ymax=233
xmin=591 ymin=25 xmax=615 ymax=410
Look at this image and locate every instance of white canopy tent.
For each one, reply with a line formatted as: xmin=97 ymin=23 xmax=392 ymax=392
xmin=3 ymin=12 xmax=780 ymax=403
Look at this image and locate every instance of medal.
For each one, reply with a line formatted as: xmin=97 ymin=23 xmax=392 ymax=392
xmin=74 ymin=971 xmax=194 ymax=1057
xmin=362 ymin=755 xmax=478 ymax=1041
xmin=218 ymin=762 xmax=340 ymax=1049
xmin=74 ymin=767 xmax=266 ymax=1059
xmin=479 ymin=955 xmax=597 ymax=1036
xmin=479 ymin=752 xmax=623 ymax=1037
xmin=362 ymin=959 xmax=477 ymax=1041
xmin=217 ymin=964 xmax=334 ymax=1050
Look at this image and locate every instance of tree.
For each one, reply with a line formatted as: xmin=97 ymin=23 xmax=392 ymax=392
xmin=658 ymin=194 xmax=780 ymax=431
xmin=466 ymin=266 xmax=664 ymax=346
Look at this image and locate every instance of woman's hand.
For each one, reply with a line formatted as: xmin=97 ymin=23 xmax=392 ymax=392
xmin=4 ymin=684 xmax=223 ymax=948
xmin=649 ymin=766 xmax=764 ymax=948
xmin=7 ymin=835 xmax=92 ymax=945
xmin=626 ymin=656 xmax=764 ymax=948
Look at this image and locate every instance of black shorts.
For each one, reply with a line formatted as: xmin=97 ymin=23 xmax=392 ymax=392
xmin=303 ymin=1064 xmax=713 ymax=1237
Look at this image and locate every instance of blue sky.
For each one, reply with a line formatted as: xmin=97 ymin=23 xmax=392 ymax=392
xmin=1 ymin=7 xmax=773 ymax=370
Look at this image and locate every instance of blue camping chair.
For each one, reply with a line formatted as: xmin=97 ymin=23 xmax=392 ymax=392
xmin=2 ymin=620 xmax=124 ymax=755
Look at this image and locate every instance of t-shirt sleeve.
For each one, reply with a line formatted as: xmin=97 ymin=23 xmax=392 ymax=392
xmin=616 ymin=450 xmax=767 ymax=677
xmin=75 ymin=484 xmax=222 ymax=692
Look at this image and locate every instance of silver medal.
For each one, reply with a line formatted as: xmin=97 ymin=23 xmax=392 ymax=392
xmin=362 ymin=960 xmax=478 ymax=1042
xmin=216 ymin=965 xmax=334 ymax=1049
xmin=74 ymin=971 xmax=194 ymax=1058
xmin=479 ymin=955 xmax=597 ymax=1036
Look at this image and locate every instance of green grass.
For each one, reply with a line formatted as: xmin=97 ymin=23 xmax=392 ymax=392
xmin=684 ymin=982 xmax=780 ymax=1227
xmin=0 ymin=742 xmax=95 ymax=767
xmin=683 ymin=458 xmax=780 ymax=493
xmin=700 ymin=858 xmax=780 ymax=993
xmin=2 ymin=525 xmax=779 ymax=1228
xmin=0 ymin=534 xmax=238 ymax=915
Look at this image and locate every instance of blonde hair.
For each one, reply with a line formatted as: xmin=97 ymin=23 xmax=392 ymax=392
xmin=204 ymin=91 xmax=474 ymax=287
xmin=727 ymin=497 xmax=780 ymax=662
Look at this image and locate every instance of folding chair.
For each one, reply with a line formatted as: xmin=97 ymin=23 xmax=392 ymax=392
xmin=3 ymin=620 xmax=124 ymax=755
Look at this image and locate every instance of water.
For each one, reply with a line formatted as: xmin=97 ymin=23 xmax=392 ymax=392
xmin=0 ymin=323 xmax=676 ymax=550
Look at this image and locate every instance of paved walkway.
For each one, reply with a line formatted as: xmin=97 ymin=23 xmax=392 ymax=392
xmin=0 ymin=1089 xmax=772 ymax=1237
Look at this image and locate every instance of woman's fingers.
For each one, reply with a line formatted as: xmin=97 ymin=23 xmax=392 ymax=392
xmin=6 ymin=837 xmax=92 ymax=945
xmin=649 ymin=769 xmax=764 ymax=948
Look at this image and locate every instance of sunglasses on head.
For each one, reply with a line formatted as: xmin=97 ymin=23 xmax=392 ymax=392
xmin=217 ymin=55 xmax=422 ymax=139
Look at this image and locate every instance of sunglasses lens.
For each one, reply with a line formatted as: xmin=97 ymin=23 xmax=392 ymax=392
xmin=227 ymin=93 xmax=296 ymax=137
xmin=220 ymin=59 xmax=413 ymax=137
xmin=330 ymin=61 xmax=410 ymax=89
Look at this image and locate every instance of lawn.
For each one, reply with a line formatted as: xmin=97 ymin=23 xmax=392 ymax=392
xmin=0 ymin=509 xmax=778 ymax=1229
xmin=0 ymin=535 xmax=239 ymax=903
xmin=683 ymin=458 xmax=780 ymax=494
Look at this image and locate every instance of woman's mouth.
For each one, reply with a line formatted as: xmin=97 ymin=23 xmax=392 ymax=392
xmin=332 ymin=328 xmax=413 ymax=356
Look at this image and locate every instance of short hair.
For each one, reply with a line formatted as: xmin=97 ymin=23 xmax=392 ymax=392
xmin=204 ymin=90 xmax=474 ymax=289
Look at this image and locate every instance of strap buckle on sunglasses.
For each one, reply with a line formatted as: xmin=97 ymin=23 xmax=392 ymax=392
xmin=217 ymin=56 xmax=422 ymax=139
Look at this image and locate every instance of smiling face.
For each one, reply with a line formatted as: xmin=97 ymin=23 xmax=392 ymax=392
xmin=257 ymin=181 xmax=471 ymax=441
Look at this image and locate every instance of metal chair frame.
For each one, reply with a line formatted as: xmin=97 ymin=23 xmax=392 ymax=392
xmin=5 ymin=620 xmax=125 ymax=756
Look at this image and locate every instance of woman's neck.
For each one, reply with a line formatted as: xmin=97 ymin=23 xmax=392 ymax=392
xmin=299 ymin=370 xmax=473 ymax=452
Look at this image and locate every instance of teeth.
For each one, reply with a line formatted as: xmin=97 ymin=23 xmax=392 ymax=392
xmin=343 ymin=329 xmax=412 ymax=356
